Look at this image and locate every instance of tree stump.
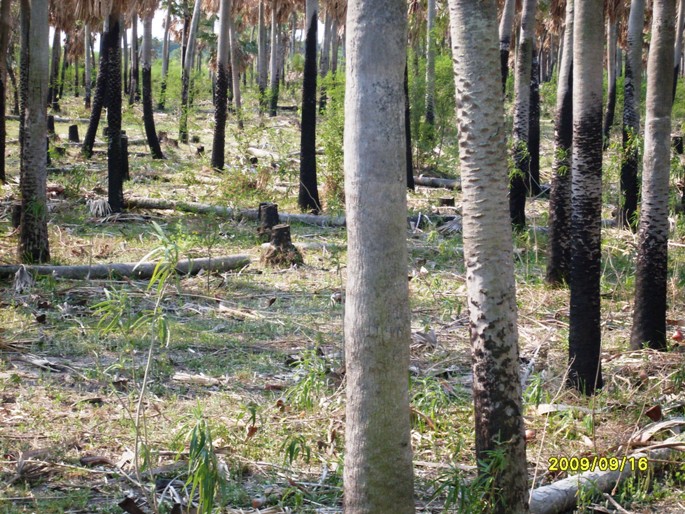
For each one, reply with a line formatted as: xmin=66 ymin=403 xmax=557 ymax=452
xmin=438 ymin=197 xmax=455 ymax=207
xmin=68 ymin=124 xmax=80 ymax=143
xmin=673 ymin=135 xmax=684 ymax=155
xmin=261 ymin=224 xmax=303 ymax=267
xmin=121 ymin=134 xmax=130 ymax=181
xmin=196 ymin=145 xmax=205 ymax=156
xmin=257 ymin=202 xmax=280 ymax=240
xmin=47 ymin=115 xmax=55 ymax=136
xmin=11 ymin=203 xmax=22 ymax=228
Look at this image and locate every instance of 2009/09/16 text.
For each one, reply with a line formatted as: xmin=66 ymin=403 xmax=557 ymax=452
xmin=548 ymin=456 xmax=649 ymax=473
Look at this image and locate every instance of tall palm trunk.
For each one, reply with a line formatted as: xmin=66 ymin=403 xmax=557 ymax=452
xmin=447 ymin=0 xmax=527 ymax=510
xmin=228 ymin=6 xmax=243 ymax=129
xmin=343 ymin=0 xmax=415 ymax=509
xmin=509 ymin=0 xmax=538 ymax=229
xmin=528 ymin=48 xmax=541 ymax=195
xmin=673 ymin=0 xmax=685 ymax=100
xmin=19 ymin=0 xmax=50 ymax=263
xmin=0 ymin=0 xmax=11 ymax=183
xmin=602 ymin=17 xmax=618 ymax=147
xmin=257 ymin=0 xmax=267 ymax=110
xmin=129 ymin=14 xmax=140 ymax=105
xmin=47 ymin=29 xmax=61 ymax=111
xmin=405 ymin=62 xmax=414 ymax=190
xmin=106 ymin=12 xmax=124 ymax=213
xmin=84 ymin=24 xmax=92 ymax=109
xmin=498 ymin=0 xmax=516 ymax=94
xmin=318 ymin=10 xmax=332 ymax=111
xmin=180 ymin=0 xmax=202 ymax=143
xmin=82 ymin=23 xmax=111 ymax=157
xmin=425 ymin=0 xmax=436 ymax=126
xmin=212 ymin=0 xmax=231 ymax=169
xmin=330 ymin=19 xmax=340 ymax=74
xmin=268 ymin=0 xmax=279 ymax=116
xmin=546 ymin=0 xmax=574 ymax=286
xmin=158 ymin=2 xmax=172 ymax=110
xmin=122 ymin=20 xmax=128 ymax=95
xmin=569 ymin=0 xmax=604 ymax=395
xmin=142 ymin=14 xmax=164 ymax=160
xmin=298 ymin=0 xmax=321 ymax=213
xmin=58 ymin=36 xmax=69 ymax=101
xmin=631 ymin=0 xmax=675 ymax=351
xmin=620 ymin=0 xmax=645 ymax=229
xmin=74 ymin=53 xmax=79 ymax=97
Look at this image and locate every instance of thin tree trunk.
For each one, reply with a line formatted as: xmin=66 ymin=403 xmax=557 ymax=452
xmin=343 ymin=0 xmax=415 ymax=508
xmin=631 ymin=0 xmax=675 ymax=351
xmin=180 ymin=0 xmax=202 ymax=143
xmin=0 ymin=0 xmax=11 ymax=183
xmin=425 ymin=0 xmax=436 ymax=126
xmin=405 ymin=62 xmax=414 ymax=190
xmin=212 ymin=0 xmax=231 ymax=169
xmin=447 ymin=0 xmax=528 ymax=509
xmin=499 ymin=0 xmax=516 ymax=94
xmin=142 ymin=14 xmax=164 ymax=160
xmin=47 ymin=29 xmax=61 ymax=111
xmin=528 ymin=48 xmax=541 ymax=195
xmin=331 ymin=19 xmax=340 ymax=74
xmin=106 ymin=12 xmax=124 ymax=213
xmin=603 ymin=17 xmax=618 ymax=148
xmin=58 ymin=35 xmax=68 ymax=101
xmin=568 ymin=0 xmax=604 ymax=395
xmin=158 ymin=2 xmax=172 ymax=110
xmin=8 ymin=56 xmax=20 ymax=115
xmin=269 ymin=0 xmax=279 ymax=116
xmin=122 ymin=20 xmax=128 ymax=95
xmin=84 ymin=24 xmax=92 ymax=108
xmin=673 ymin=0 xmax=685 ymax=101
xmin=129 ymin=14 xmax=139 ymax=105
xmin=620 ymin=0 xmax=645 ymax=229
xmin=257 ymin=0 xmax=267 ymax=110
xmin=19 ymin=0 xmax=50 ymax=263
xmin=298 ymin=0 xmax=321 ymax=213
xmin=74 ymin=53 xmax=79 ymax=97
xmin=318 ymin=10 xmax=332 ymax=111
xmin=228 ymin=6 xmax=243 ymax=129
xmin=546 ymin=0 xmax=574 ymax=286
xmin=82 ymin=24 xmax=110 ymax=157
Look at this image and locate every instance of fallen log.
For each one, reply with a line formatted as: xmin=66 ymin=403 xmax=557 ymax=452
xmin=125 ymin=197 xmax=347 ymax=227
xmin=413 ymin=175 xmax=461 ymax=190
xmin=6 ymin=114 xmax=91 ymax=123
xmin=0 ymin=255 xmax=250 ymax=280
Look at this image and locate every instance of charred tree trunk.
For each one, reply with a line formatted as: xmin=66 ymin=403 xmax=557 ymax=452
xmin=58 ymin=35 xmax=69 ymax=101
xmin=106 ymin=13 xmax=124 ymax=213
xmin=0 ymin=0 xmax=11 ymax=183
xmin=603 ymin=17 xmax=618 ymax=147
xmin=405 ymin=62 xmax=414 ymax=190
xmin=212 ymin=0 xmax=231 ymax=169
xmin=142 ymin=14 xmax=163 ymax=160
xmin=47 ymin=29 xmax=61 ymax=111
xmin=82 ymin=24 xmax=111 ymax=158
xmin=528 ymin=49 xmax=541 ymax=195
xmin=129 ymin=14 xmax=140 ymax=105
xmin=257 ymin=0 xmax=267 ymax=111
xmin=158 ymin=2 xmax=172 ymax=110
xmin=84 ymin=25 xmax=92 ymax=109
xmin=269 ymin=0 xmax=280 ymax=116
xmin=180 ymin=0 xmax=202 ymax=144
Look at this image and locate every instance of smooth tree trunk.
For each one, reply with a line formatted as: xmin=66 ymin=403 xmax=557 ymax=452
xmin=180 ymin=0 xmax=202 ymax=143
xmin=269 ymin=0 xmax=279 ymax=116
xmin=19 ymin=0 xmax=50 ymax=263
xmin=158 ymin=1 xmax=172 ymax=110
xmin=82 ymin=23 xmax=111 ymax=158
xmin=603 ymin=17 xmax=618 ymax=147
xmin=569 ymin=0 xmax=605 ymax=395
xmin=447 ymin=0 xmax=528 ymax=510
xmin=129 ymin=14 xmax=140 ymax=105
xmin=343 ymin=0 xmax=415 ymax=509
xmin=257 ymin=0 xmax=267 ymax=110
xmin=546 ymin=0 xmax=574 ymax=286
xmin=631 ymin=0 xmax=675 ymax=351
xmin=47 ymin=28 xmax=60 ymax=111
xmin=106 ymin=12 xmax=124 ymax=213
xmin=498 ymin=0 xmax=516 ymax=94
xmin=620 ymin=0 xmax=645 ymax=229
xmin=425 ymin=0 xmax=436 ymax=126
xmin=212 ymin=0 xmax=231 ymax=169
xmin=298 ymin=0 xmax=321 ymax=213
xmin=509 ymin=0 xmax=538 ymax=229
xmin=0 ymin=0 xmax=11 ymax=182
xmin=142 ymin=14 xmax=164 ymax=160
xmin=673 ymin=0 xmax=685 ymax=100
xmin=84 ymin=24 xmax=92 ymax=109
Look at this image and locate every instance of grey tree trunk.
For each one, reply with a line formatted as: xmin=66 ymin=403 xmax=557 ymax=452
xmin=569 ymin=0 xmax=605 ymax=395
xmin=19 ymin=0 xmax=50 ymax=263
xmin=158 ymin=1 xmax=172 ymax=110
xmin=269 ymin=0 xmax=279 ymax=116
xmin=180 ymin=0 xmax=202 ymax=143
xmin=84 ymin=24 xmax=92 ymax=108
xmin=447 ymin=0 xmax=528 ymax=510
xmin=509 ymin=0 xmax=538 ymax=229
xmin=228 ymin=5 xmax=243 ymax=129
xmin=257 ymin=0 xmax=267 ymax=110
xmin=129 ymin=14 xmax=140 ymax=105
xmin=343 ymin=0 xmax=415 ymax=509
xmin=320 ymin=11 xmax=332 ymax=77
xmin=631 ymin=0 xmax=675 ymax=351
xmin=620 ymin=0 xmax=645 ymax=229
xmin=425 ymin=0 xmax=436 ymax=126
xmin=330 ymin=19 xmax=340 ymax=74
xmin=546 ymin=0 xmax=574 ymax=286
xmin=0 ymin=0 xmax=11 ymax=182
xmin=121 ymin=20 xmax=128 ymax=95
xmin=673 ymin=0 xmax=685 ymax=100
xmin=602 ymin=17 xmax=618 ymax=147
xmin=498 ymin=0 xmax=516 ymax=94
xmin=142 ymin=14 xmax=164 ymax=160
xmin=47 ymin=28 xmax=61 ymax=111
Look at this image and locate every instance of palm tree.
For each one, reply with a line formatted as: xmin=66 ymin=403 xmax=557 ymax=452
xmin=84 ymin=23 xmax=92 ymax=108
xmin=179 ymin=0 xmax=202 ymax=143
xmin=498 ymin=0 xmax=516 ymax=94
xmin=546 ymin=0 xmax=574 ymax=286
xmin=268 ymin=0 xmax=279 ymax=115
xmin=568 ymin=0 xmax=604 ymax=394
xmin=212 ymin=0 xmax=231 ymax=169
xmin=343 ymin=0 xmax=414 ymax=509
xmin=129 ymin=13 xmax=140 ymax=105
xmin=673 ymin=0 xmax=685 ymax=100
xmin=47 ymin=28 xmax=61 ymax=111
xmin=424 ymin=0 xmax=436 ymax=127
xmin=602 ymin=0 xmax=622 ymax=146
xmin=82 ymin=19 xmax=111 ymax=158
xmin=446 ymin=0 xmax=527 ymax=510
xmin=298 ymin=0 xmax=321 ymax=213
xmin=619 ymin=0 xmax=645 ymax=229
xmin=19 ymin=0 xmax=50 ymax=263
xmin=158 ymin=0 xmax=172 ymax=110
xmin=257 ymin=0 xmax=267 ymax=109
xmin=142 ymin=9 xmax=164 ymax=159
xmin=631 ymin=0 xmax=675 ymax=351
xmin=0 ymin=0 xmax=11 ymax=183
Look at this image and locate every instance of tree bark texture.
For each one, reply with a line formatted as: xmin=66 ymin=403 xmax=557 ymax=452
xmin=180 ymin=0 xmax=202 ymax=143
xmin=631 ymin=0 xmax=675 ymax=351
xmin=498 ymin=0 xmax=516 ymax=94
xmin=82 ymin=23 xmax=110 ymax=158
xmin=212 ymin=0 xmax=231 ymax=169
xmin=47 ymin=28 xmax=60 ymax=111
xmin=19 ymin=0 xmax=50 ymax=263
xmin=269 ymin=0 xmax=280 ymax=116
xmin=142 ymin=14 xmax=164 ymax=160
xmin=158 ymin=2 xmax=172 ymax=110
xmin=569 ymin=0 xmax=605 ymax=395
xmin=447 ymin=0 xmax=528 ymax=511
xmin=620 ymin=0 xmax=645 ymax=229
xmin=425 ymin=0 xmax=436 ymax=126
xmin=0 ymin=0 xmax=11 ymax=182
xmin=228 ymin=6 xmax=243 ymax=129
xmin=405 ymin=62 xmax=415 ymax=190
xmin=106 ymin=13 xmax=124 ymax=213
xmin=603 ymin=17 xmax=618 ymax=147
xmin=84 ymin=25 xmax=92 ymax=109
xmin=673 ymin=0 xmax=685 ymax=101
xmin=343 ymin=0 xmax=415 ymax=509
xmin=298 ymin=3 xmax=321 ymax=213
xmin=129 ymin=14 xmax=140 ymax=105
xmin=257 ymin=0 xmax=267 ymax=110
xmin=546 ymin=0 xmax=574 ymax=286
xmin=528 ymin=50 xmax=541 ymax=195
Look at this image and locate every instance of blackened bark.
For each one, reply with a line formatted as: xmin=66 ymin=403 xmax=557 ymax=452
xmin=74 ymin=55 xmax=79 ymax=97
xmin=621 ymin=54 xmax=640 ymax=230
xmin=47 ymin=29 xmax=60 ymax=111
xmin=106 ymin=15 xmax=124 ymax=213
xmin=211 ymin=65 xmax=229 ymax=170
xmin=405 ymin=63 xmax=415 ymax=190
xmin=603 ymin=77 xmax=617 ymax=148
xmin=129 ymin=14 xmax=139 ymax=105
xmin=58 ymin=37 xmax=68 ymax=100
xmin=8 ymin=60 xmax=19 ymax=114
xmin=0 ymin=0 xmax=8 ymax=182
xmin=142 ymin=54 xmax=163 ymax=158
xmin=82 ymin=28 xmax=110 ymax=158
xmin=298 ymin=13 xmax=321 ymax=213
xmin=500 ymin=45 xmax=510 ymax=95
xmin=180 ymin=69 xmax=190 ymax=143
xmin=528 ymin=52 xmax=541 ymax=195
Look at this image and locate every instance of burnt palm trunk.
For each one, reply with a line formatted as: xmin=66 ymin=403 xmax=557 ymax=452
xmin=212 ymin=0 xmax=231 ymax=169
xmin=602 ymin=17 xmax=618 ymax=147
xmin=180 ymin=0 xmax=202 ymax=144
xmin=106 ymin=13 xmax=124 ymax=213
xmin=158 ymin=2 xmax=172 ymax=110
xmin=528 ymin=49 xmax=541 ymax=195
xmin=129 ymin=14 xmax=139 ymax=105
xmin=84 ymin=24 xmax=92 ymax=109
xmin=499 ymin=0 xmax=516 ymax=94
xmin=47 ymin=28 xmax=61 ymax=111
xmin=0 ymin=0 xmax=11 ymax=182
xmin=82 ymin=24 xmax=111 ymax=157
xmin=298 ymin=1 xmax=321 ymax=213
xmin=405 ymin=62 xmax=414 ymax=190
xmin=58 ymin=35 xmax=69 ymax=100
xmin=257 ymin=0 xmax=267 ymax=110
xmin=268 ymin=0 xmax=280 ymax=116
xmin=142 ymin=14 xmax=163 ymax=160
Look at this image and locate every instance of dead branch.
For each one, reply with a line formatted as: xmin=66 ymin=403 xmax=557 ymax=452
xmin=413 ymin=175 xmax=461 ymax=190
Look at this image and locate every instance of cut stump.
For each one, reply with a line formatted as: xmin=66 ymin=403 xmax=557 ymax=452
xmin=261 ymin=224 xmax=303 ymax=267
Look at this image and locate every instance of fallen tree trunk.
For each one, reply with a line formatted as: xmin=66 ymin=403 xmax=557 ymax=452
xmin=7 ymin=114 xmax=90 ymax=123
xmin=0 ymin=255 xmax=250 ymax=280
xmin=413 ymin=175 xmax=461 ymax=190
xmin=125 ymin=197 xmax=347 ymax=227
xmin=529 ymin=442 xmax=683 ymax=514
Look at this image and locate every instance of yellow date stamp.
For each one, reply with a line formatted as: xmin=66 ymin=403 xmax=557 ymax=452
xmin=548 ymin=456 xmax=649 ymax=473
